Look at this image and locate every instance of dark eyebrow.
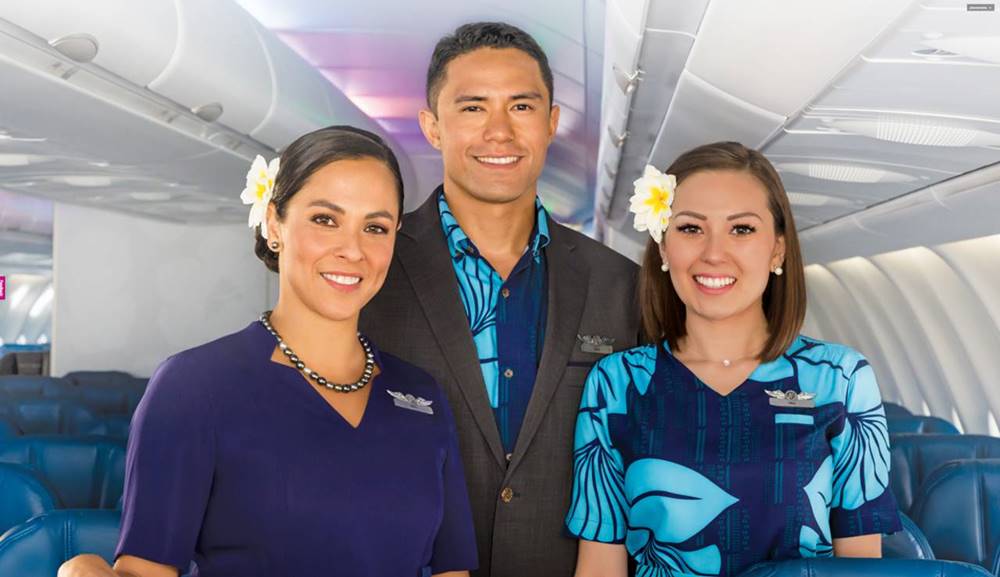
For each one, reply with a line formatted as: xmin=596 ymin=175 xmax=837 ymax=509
xmin=511 ymin=92 xmax=543 ymax=101
xmin=674 ymin=210 xmax=706 ymax=220
xmin=727 ymin=212 xmax=763 ymax=221
xmin=308 ymin=200 xmax=396 ymax=221
xmin=454 ymin=95 xmax=487 ymax=104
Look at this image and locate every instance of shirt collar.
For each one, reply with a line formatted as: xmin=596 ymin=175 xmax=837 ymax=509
xmin=437 ymin=188 xmax=551 ymax=262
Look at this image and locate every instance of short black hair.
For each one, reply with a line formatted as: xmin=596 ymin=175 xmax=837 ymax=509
xmin=426 ymin=21 xmax=554 ymax=113
xmin=254 ymin=125 xmax=404 ymax=273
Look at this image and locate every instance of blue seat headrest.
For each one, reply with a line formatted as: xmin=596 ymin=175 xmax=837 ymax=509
xmin=910 ymin=459 xmax=1000 ymax=571
xmin=0 ymin=510 xmax=120 ymax=576
xmin=884 ymin=402 xmax=913 ymax=419
xmin=0 ymin=417 xmax=19 ymax=439
xmin=883 ymin=510 xmax=935 ymax=560
xmin=0 ymin=399 xmax=98 ymax=435
xmin=740 ymin=558 xmax=993 ymax=577
xmin=0 ymin=463 xmax=57 ymax=535
xmin=0 ymin=437 xmax=125 ymax=509
xmin=889 ymin=416 xmax=961 ymax=436
xmin=890 ymin=435 xmax=1000 ymax=513
xmin=0 ymin=376 xmax=71 ymax=398
xmin=63 ymin=371 xmax=135 ymax=388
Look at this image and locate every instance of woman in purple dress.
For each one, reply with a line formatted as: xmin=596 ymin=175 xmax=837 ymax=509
xmin=59 ymin=126 xmax=477 ymax=577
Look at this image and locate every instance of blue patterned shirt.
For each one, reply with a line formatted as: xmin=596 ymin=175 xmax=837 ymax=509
xmin=438 ymin=189 xmax=550 ymax=453
xmin=565 ymin=335 xmax=902 ymax=577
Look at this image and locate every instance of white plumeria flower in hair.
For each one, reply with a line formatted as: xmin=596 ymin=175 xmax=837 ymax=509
xmin=629 ymin=164 xmax=676 ymax=243
xmin=240 ymin=154 xmax=280 ymax=239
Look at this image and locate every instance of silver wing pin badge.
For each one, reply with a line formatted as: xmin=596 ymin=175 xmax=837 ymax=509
xmin=765 ymin=389 xmax=816 ymax=408
xmin=387 ymin=390 xmax=434 ymax=415
xmin=577 ymin=334 xmax=615 ymax=355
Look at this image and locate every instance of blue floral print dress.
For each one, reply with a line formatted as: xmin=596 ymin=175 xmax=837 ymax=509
xmin=565 ymin=335 xmax=901 ymax=577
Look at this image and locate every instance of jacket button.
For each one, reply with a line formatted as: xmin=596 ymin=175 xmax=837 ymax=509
xmin=500 ymin=486 xmax=514 ymax=503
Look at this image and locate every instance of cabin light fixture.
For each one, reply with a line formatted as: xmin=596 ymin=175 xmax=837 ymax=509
xmin=786 ymin=192 xmax=853 ymax=207
xmin=777 ymin=162 xmax=918 ymax=183
xmin=129 ymin=192 xmax=172 ymax=202
xmin=921 ymin=35 xmax=1000 ymax=64
xmin=0 ymin=154 xmax=46 ymax=167
xmin=828 ymin=116 xmax=1000 ymax=147
xmin=49 ymin=33 xmax=99 ymax=63
xmin=58 ymin=175 xmax=113 ymax=187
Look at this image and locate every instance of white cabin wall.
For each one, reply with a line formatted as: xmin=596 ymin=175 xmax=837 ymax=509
xmin=803 ymin=233 xmax=1000 ymax=435
xmin=51 ymin=203 xmax=269 ymax=377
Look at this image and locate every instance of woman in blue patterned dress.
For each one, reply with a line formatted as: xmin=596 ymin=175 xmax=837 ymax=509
xmin=566 ymin=142 xmax=901 ymax=577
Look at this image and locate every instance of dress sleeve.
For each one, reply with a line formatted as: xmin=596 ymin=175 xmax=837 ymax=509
xmin=564 ymin=358 xmax=629 ymax=543
xmin=115 ymin=354 xmax=216 ymax=570
xmin=429 ymin=394 xmax=479 ymax=574
xmin=828 ymin=354 xmax=902 ymax=538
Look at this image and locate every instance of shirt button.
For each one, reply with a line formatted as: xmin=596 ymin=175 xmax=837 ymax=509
xmin=501 ymin=288 xmax=510 ymax=299
xmin=503 ymin=368 xmax=514 ymax=379
xmin=500 ymin=487 xmax=514 ymax=503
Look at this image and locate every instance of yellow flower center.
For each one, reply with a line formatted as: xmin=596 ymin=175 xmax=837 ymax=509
xmin=644 ymin=186 xmax=672 ymax=213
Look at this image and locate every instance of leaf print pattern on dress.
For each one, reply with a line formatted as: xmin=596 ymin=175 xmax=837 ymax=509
xmin=625 ymin=459 xmax=739 ymax=576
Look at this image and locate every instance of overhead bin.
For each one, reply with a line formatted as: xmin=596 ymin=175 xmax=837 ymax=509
xmin=146 ymin=0 xmax=272 ymax=136
xmin=0 ymin=0 xmax=177 ymax=87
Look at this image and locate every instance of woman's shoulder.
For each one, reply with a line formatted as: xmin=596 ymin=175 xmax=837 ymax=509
xmin=580 ymin=344 xmax=660 ymax=410
xmin=789 ymin=334 xmax=869 ymax=377
xmin=147 ymin=323 xmax=263 ymax=396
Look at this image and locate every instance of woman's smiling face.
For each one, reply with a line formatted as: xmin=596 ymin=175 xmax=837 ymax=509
xmin=659 ymin=169 xmax=785 ymax=324
xmin=269 ymin=157 xmax=400 ymax=324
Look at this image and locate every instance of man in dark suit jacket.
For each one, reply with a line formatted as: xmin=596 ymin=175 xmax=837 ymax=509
xmin=361 ymin=22 xmax=639 ymax=577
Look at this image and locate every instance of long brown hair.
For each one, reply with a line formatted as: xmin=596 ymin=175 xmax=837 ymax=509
xmin=638 ymin=142 xmax=806 ymax=362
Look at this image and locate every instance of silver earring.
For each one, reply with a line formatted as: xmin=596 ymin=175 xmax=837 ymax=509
xmin=773 ymin=266 xmax=783 ymax=276
xmin=269 ymin=241 xmax=280 ymax=251
xmin=660 ymin=262 xmax=669 ymax=272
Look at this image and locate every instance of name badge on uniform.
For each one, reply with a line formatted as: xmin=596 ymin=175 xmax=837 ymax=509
xmin=765 ymin=389 xmax=816 ymax=408
xmin=387 ymin=390 xmax=434 ymax=415
xmin=577 ymin=334 xmax=614 ymax=355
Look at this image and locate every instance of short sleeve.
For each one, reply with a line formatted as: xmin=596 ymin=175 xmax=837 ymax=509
xmin=115 ymin=355 xmax=216 ymax=570
xmin=429 ymin=395 xmax=478 ymax=573
xmin=564 ymin=358 xmax=629 ymax=543
xmin=828 ymin=354 xmax=902 ymax=538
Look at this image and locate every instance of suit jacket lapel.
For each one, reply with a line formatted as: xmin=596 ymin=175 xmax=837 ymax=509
xmin=396 ymin=195 xmax=507 ymax=468
xmin=508 ymin=219 xmax=589 ymax=473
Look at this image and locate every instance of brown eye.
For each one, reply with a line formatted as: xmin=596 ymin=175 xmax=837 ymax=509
xmin=312 ymin=214 xmax=336 ymax=227
xmin=732 ymin=224 xmax=756 ymax=235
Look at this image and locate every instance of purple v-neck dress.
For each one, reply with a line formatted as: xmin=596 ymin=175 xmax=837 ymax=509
xmin=116 ymin=321 xmax=477 ymax=577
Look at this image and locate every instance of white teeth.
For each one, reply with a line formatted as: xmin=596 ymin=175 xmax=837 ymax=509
xmin=476 ymin=156 xmax=519 ymax=165
xmin=322 ymin=274 xmax=361 ymax=286
xmin=695 ymin=275 xmax=736 ymax=289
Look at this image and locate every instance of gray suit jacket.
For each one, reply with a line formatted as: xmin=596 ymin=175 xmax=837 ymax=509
xmin=360 ymin=193 xmax=639 ymax=577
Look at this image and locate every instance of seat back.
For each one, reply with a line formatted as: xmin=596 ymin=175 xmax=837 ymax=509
xmin=0 ymin=376 xmax=69 ymax=398
xmin=85 ymin=415 xmax=132 ymax=440
xmin=63 ymin=370 xmax=134 ymax=388
xmin=0 ymin=510 xmax=120 ymax=576
xmin=0 ymin=463 xmax=57 ymax=535
xmin=739 ymin=558 xmax=993 ymax=577
xmin=0 ymin=417 xmax=19 ymax=440
xmin=890 ymin=435 xmax=1000 ymax=512
xmin=910 ymin=459 xmax=1000 ymax=571
xmin=889 ymin=416 xmax=962 ymax=436
xmin=0 ymin=399 xmax=99 ymax=435
xmin=0 ymin=437 xmax=125 ymax=509
xmin=884 ymin=402 xmax=913 ymax=419
xmin=883 ymin=510 xmax=935 ymax=560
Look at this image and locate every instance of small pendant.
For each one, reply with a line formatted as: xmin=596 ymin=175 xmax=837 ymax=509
xmin=722 ymin=359 xmax=731 ymax=367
